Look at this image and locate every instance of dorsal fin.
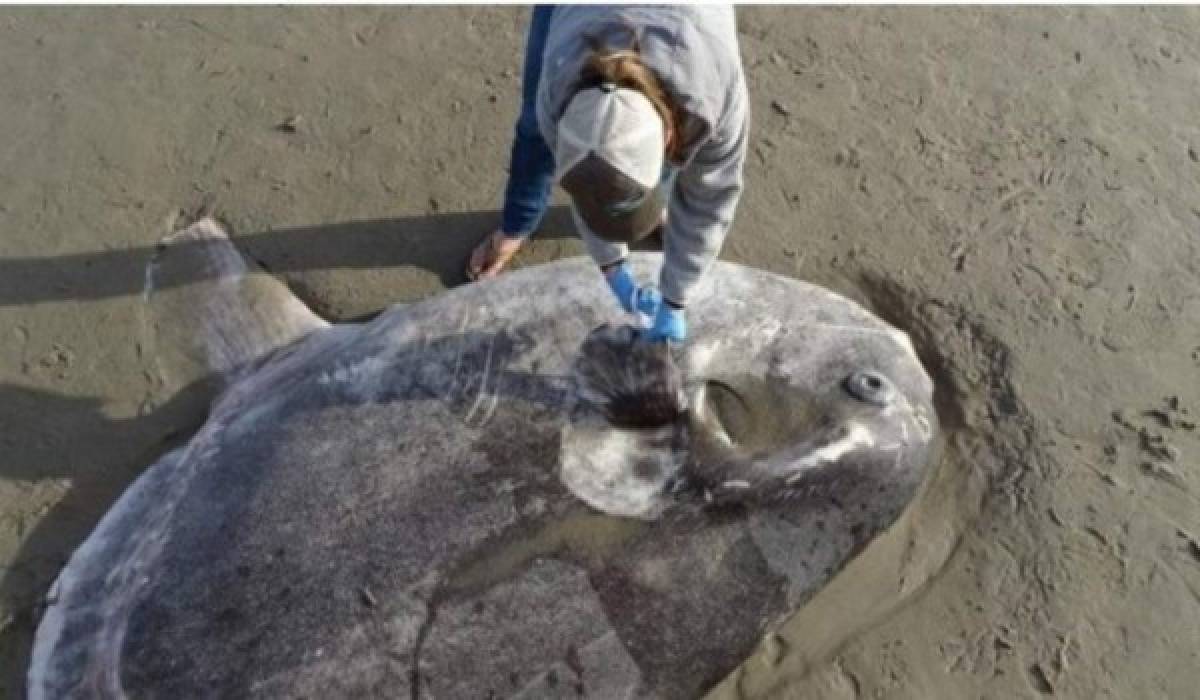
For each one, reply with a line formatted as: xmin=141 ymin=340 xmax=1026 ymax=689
xmin=143 ymin=217 xmax=329 ymax=389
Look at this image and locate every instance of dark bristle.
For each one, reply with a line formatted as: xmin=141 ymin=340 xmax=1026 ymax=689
xmin=574 ymin=324 xmax=686 ymax=428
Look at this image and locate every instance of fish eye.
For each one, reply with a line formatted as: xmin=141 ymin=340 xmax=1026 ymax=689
xmin=843 ymin=370 xmax=894 ymax=406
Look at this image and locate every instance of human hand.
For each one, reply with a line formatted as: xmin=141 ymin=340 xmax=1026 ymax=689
xmin=466 ymin=229 xmax=525 ymax=281
xmin=605 ymin=262 xmax=664 ymax=329
xmin=640 ymin=303 xmax=686 ymax=344
xmin=604 ymin=262 xmax=640 ymax=313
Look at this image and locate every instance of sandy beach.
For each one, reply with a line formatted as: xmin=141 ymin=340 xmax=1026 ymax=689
xmin=2 ymin=6 xmax=1199 ymax=698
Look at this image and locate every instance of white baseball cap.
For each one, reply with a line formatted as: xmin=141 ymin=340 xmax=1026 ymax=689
xmin=555 ymin=83 xmax=667 ymax=243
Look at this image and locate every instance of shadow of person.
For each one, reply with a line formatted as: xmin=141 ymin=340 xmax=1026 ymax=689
xmin=235 ymin=207 xmax=580 ymax=294
xmin=0 ymin=380 xmax=215 ymax=698
xmin=0 ymin=205 xmax=664 ymax=311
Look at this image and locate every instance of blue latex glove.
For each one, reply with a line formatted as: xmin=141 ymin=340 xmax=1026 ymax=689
xmin=605 ymin=263 xmax=662 ymax=321
xmin=634 ymin=286 xmax=662 ymax=327
xmin=605 ymin=262 xmax=640 ymax=313
xmin=642 ymin=303 xmax=687 ymax=343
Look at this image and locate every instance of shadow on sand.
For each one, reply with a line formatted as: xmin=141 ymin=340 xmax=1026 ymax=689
xmin=0 ymin=206 xmax=599 ymax=309
xmin=0 ymin=380 xmax=213 ymax=697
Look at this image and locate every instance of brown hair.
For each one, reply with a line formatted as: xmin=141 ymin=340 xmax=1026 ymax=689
xmin=579 ymin=49 xmax=686 ymax=163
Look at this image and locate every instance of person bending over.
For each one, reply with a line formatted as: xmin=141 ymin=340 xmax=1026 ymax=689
xmin=468 ymin=5 xmax=749 ymax=344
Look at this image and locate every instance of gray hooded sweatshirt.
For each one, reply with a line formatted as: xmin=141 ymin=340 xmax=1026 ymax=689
xmin=536 ymin=5 xmax=749 ymax=308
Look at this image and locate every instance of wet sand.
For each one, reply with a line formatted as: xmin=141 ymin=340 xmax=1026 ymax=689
xmin=3 ymin=7 xmax=1199 ymax=698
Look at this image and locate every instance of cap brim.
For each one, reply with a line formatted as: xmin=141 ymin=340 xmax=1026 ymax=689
xmin=559 ymin=153 xmax=665 ymax=244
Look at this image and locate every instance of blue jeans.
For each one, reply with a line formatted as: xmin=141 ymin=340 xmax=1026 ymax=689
xmin=500 ymin=5 xmax=556 ymax=238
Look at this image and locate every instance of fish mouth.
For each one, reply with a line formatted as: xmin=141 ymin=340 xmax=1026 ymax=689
xmin=682 ymin=372 xmax=908 ymax=504
xmin=563 ymin=325 xmax=923 ymax=516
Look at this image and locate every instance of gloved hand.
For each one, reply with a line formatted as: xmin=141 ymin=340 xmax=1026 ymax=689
xmin=641 ymin=302 xmax=687 ymax=343
xmin=605 ymin=263 xmax=662 ymax=327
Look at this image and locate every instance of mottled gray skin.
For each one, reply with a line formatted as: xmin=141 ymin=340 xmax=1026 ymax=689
xmin=30 ymin=220 xmax=936 ymax=699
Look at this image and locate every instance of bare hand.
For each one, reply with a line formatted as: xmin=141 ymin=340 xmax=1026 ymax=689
xmin=466 ymin=229 xmax=525 ymax=281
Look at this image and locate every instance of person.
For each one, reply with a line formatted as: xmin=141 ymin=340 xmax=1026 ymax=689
xmin=467 ymin=5 xmax=748 ymax=344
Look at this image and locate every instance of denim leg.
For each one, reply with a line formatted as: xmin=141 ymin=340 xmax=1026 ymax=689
xmin=500 ymin=5 xmax=556 ymax=237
